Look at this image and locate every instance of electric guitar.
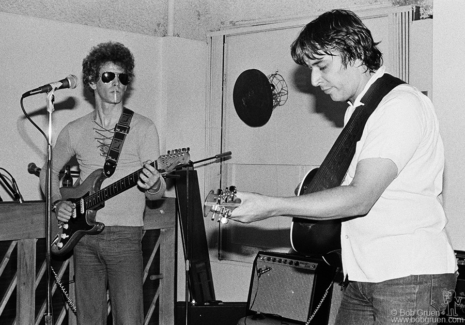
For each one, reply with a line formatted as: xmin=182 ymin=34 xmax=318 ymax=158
xmin=204 ymin=186 xmax=240 ymax=224
xmin=51 ymin=148 xmax=190 ymax=257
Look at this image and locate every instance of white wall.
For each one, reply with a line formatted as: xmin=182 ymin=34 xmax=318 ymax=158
xmin=433 ymin=1 xmax=465 ymax=250
xmin=410 ymin=19 xmax=433 ymax=96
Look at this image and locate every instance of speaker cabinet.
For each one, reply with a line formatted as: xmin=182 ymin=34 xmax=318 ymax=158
xmin=247 ymin=251 xmax=337 ymax=324
xmin=442 ymin=251 xmax=465 ymax=324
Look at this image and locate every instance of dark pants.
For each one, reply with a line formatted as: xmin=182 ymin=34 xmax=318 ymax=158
xmin=335 ymin=273 xmax=457 ymax=325
xmin=74 ymin=226 xmax=144 ymax=325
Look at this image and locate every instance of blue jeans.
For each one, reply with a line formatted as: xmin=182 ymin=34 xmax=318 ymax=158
xmin=335 ymin=273 xmax=457 ymax=325
xmin=74 ymin=226 xmax=144 ymax=325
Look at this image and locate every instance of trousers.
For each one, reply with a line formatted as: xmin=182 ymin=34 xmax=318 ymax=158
xmin=73 ymin=226 xmax=144 ymax=325
xmin=334 ymin=273 xmax=457 ymax=325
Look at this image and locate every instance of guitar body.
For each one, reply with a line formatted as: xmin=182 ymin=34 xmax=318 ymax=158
xmin=51 ymin=169 xmax=107 ymax=257
xmin=290 ymin=168 xmax=341 ymax=257
xmin=50 ymin=148 xmax=190 ymax=257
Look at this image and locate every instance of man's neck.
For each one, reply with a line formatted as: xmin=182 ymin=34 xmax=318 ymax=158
xmin=94 ymin=103 xmax=124 ymax=129
xmin=348 ymin=69 xmax=377 ymax=105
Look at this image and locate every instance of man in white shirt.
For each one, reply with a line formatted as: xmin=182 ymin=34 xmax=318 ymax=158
xmin=229 ymin=9 xmax=457 ymax=325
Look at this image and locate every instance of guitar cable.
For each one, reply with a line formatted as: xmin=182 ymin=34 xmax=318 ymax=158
xmin=51 ymin=265 xmax=77 ymax=314
xmin=304 ymin=266 xmax=341 ymax=325
xmin=304 ymin=278 xmax=334 ymax=325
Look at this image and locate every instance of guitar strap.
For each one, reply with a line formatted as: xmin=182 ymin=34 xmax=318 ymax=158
xmin=302 ymin=73 xmax=405 ymax=194
xmin=103 ymin=108 xmax=134 ymax=178
xmin=290 ymin=73 xmax=405 ymax=258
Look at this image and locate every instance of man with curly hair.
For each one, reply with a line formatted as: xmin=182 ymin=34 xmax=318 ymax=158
xmin=40 ymin=41 xmax=166 ymax=324
xmin=230 ymin=10 xmax=457 ymax=325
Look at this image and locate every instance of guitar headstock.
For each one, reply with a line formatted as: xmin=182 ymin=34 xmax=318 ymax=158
xmin=204 ymin=186 xmax=240 ymax=224
xmin=157 ymin=148 xmax=190 ymax=174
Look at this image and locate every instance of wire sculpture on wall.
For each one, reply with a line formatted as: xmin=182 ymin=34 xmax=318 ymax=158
xmin=233 ymin=69 xmax=288 ymax=127
xmin=268 ymin=71 xmax=288 ymax=109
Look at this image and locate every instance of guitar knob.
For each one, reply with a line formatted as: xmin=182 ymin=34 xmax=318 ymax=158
xmin=229 ymin=186 xmax=236 ymax=193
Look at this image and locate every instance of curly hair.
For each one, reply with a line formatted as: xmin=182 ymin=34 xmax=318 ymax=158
xmin=290 ymin=9 xmax=382 ymax=72
xmin=82 ymin=41 xmax=135 ymax=93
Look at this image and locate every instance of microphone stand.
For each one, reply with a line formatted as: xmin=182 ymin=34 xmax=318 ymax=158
xmin=44 ymin=89 xmax=57 ymax=325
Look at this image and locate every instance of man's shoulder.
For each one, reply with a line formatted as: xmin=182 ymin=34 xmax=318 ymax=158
xmin=69 ymin=111 xmax=93 ymax=123
xmin=64 ymin=111 xmax=94 ymax=130
xmin=130 ymin=111 xmax=156 ymax=127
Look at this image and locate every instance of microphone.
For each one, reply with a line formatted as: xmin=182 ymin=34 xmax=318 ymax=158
xmin=28 ymin=162 xmax=41 ymax=177
xmin=22 ymin=74 xmax=78 ymax=98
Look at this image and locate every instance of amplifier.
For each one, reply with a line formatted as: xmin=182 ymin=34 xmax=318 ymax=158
xmin=440 ymin=250 xmax=465 ymax=324
xmin=246 ymin=251 xmax=338 ymax=324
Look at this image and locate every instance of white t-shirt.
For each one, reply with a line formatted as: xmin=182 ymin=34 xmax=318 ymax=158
xmin=341 ymin=67 xmax=456 ymax=282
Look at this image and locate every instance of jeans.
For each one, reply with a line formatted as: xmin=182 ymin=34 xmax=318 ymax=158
xmin=335 ymin=273 xmax=457 ymax=325
xmin=74 ymin=226 xmax=144 ymax=325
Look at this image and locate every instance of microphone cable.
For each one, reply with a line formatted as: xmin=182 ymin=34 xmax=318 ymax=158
xmin=0 ymin=167 xmax=24 ymax=203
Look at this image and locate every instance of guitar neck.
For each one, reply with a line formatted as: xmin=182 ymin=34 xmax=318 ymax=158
xmin=86 ymin=162 xmax=155 ymax=209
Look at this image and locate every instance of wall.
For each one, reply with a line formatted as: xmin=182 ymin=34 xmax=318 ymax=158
xmin=433 ymin=1 xmax=465 ymax=250
xmin=410 ymin=18 xmax=433 ymax=96
xmin=0 ymin=0 xmax=402 ymax=41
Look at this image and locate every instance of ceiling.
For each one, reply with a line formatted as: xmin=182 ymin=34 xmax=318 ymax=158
xmin=0 ymin=0 xmax=431 ymax=42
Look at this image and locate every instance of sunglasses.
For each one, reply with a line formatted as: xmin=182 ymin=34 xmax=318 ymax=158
xmin=101 ymin=72 xmax=130 ymax=85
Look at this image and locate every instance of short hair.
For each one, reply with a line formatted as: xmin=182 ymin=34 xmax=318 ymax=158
xmin=82 ymin=41 xmax=135 ymax=93
xmin=290 ymin=9 xmax=382 ymax=72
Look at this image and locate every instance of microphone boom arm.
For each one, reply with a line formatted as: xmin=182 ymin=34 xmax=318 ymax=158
xmin=191 ymin=151 xmax=232 ymax=166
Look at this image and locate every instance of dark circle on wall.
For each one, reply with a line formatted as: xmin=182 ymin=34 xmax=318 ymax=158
xmin=233 ymin=69 xmax=274 ymax=127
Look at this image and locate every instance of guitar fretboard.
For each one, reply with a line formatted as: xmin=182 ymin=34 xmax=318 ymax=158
xmin=84 ymin=162 xmax=155 ymax=209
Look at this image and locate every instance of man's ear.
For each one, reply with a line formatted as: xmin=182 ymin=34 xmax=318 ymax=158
xmin=89 ymin=81 xmax=97 ymax=90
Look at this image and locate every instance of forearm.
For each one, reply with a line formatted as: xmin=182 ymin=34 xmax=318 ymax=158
xmin=272 ymin=185 xmax=370 ymax=220
xmin=230 ymin=158 xmax=398 ymax=224
xmin=145 ymin=176 xmax=166 ymax=200
xmin=39 ymin=162 xmax=64 ymax=204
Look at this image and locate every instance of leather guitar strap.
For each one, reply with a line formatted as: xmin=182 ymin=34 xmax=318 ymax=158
xmin=103 ymin=108 xmax=134 ymax=178
xmin=301 ymin=73 xmax=405 ymax=195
